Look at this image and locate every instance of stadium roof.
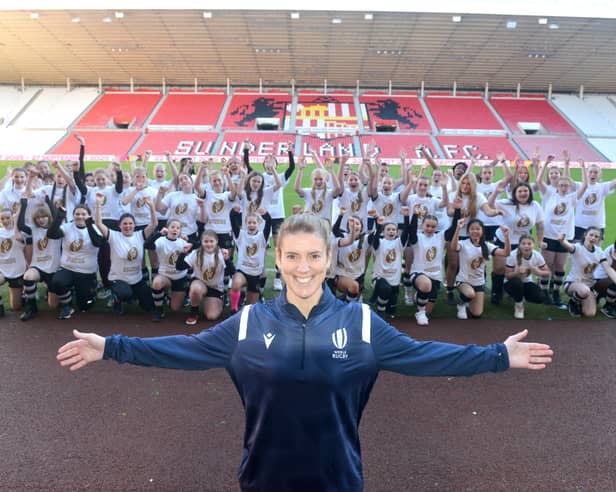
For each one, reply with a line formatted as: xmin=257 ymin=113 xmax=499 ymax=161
xmin=1 ymin=4 xmax=615 ymax=92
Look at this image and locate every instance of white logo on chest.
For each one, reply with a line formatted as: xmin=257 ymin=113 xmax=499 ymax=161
xmin=332 ymin=328 xmax=349 ymax=359
xmin=263 ymin=332 xmax=275 ymax=349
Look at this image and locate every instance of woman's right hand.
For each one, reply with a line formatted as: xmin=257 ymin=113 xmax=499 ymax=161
xmin=57 ymin=330 xmax=105 ymax=371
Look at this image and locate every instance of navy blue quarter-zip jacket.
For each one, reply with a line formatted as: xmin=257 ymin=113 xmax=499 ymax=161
xmin=104 ymin=285 xmax=509 ymax=492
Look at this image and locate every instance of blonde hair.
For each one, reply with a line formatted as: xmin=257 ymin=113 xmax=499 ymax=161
xmin=276 ymin=213 xmax=331 ymax=253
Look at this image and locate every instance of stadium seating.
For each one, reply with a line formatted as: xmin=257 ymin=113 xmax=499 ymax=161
xmin=51 ymin=130 xmax=142 ymax=158
xmin=219 ymin=132 xmax=295 ymax=159
xmin=12 ymin=87 xmax=100 ymax=129
xmin=424 ymin=94 xmax=504 ymax=132
xmin=134 ymin=131 xmax=220 ymax=157
xmin=513 ymin=136 xmax=607 ymax=162
xmin=436 ymin=135 xmax=518 ymax=160
xmin=360 ymin=92 xmax=432 ymax=132
xmin=359 ymin=135 xmax=436 ymax=160
xmin=0 ymin=86 xmax=40 ymax=128
xmin=74 ymin=90 xmax=161 ymax=129
xmin=149 ymin=90 xmax=226 ymax=127
xmin=551 ymin=95 xmax=616 ymax=137
xmin=292 ymin=90 xmax=364 ymax=133
xmin=490 ymin=96 xmax=577 ymax=135
xmin=222 ymin=91 xmax=291 ymax=129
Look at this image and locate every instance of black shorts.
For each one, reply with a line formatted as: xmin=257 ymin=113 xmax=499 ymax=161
xmin=455 ymin=281 xmax=485 ymax=292
xmin=2 ymin=275 xmax=23 ymax=289
xmin=216 ymin=232 xmax=234 ymax=250
xmin=483 ymin=225 xmax=499 ymax=242
xmin=31 ymin=267 xmax=55 ymax=288
xmin=494 ymin=238 xmax=518 ymax=251
xmin=575 ymin=226 xmax=605 ymax=242
xmin=544 ymin=237 xmax=570 ymax=253
xmin=270 ymin=218 xmax=284 ymax=237
xmin=205 ymin=287 xmax=224 ymax=299
xmin=237 ymin=270 xmax=261 ymax=293
xmin=334 ymin=273 xmax=365 ymax=291
xmin=410 ymin=273 xmax=441 ymax=301
xmin=170 ymin=276 xmax=187 ymax=292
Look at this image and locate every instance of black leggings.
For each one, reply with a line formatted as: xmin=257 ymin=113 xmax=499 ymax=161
xmin=504 ymin=279 xmax=544 ymax=303
xmin=51 ymin=268 xmax=97 ymax=311
xmin=111 ymin=278 xmax=155 ymax=312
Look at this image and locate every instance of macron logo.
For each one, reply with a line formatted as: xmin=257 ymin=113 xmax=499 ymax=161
xmin=263 ymin=332 xmax=276 ymax=349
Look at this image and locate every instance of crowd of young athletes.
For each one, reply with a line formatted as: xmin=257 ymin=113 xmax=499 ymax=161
xmin=0 ymin=135 xmax=615 ymax=326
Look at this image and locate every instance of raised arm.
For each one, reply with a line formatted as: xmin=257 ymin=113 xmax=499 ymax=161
xmin=52 ymin=161 xmax=77 ymax=194
xmin=576 ymin=159 xmax=589 ymax=199
xmin=284 ymin=143 xmax=296 ymax=181
xmin=93 ymin=193 xmax=109 ymax=239
xmin=142 ymin=196 xmax=159 ymax=238
xmin=294 ymin=159 xmax=306 ymax=198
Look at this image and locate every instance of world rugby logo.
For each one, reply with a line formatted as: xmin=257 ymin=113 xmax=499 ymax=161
xmin=332 ymin=328 xmax=348 ymax=350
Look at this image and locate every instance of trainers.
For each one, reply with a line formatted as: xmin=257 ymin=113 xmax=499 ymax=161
xmin=552 ymin=292 xmax=565 ymax=308
xmin=404 ymin=288 xmax=415 ymax=306
xmin=20 ymin=305 xmax=38 ymax=321
xmin=446 ymin=291 xmax=456 ymax=305
xmin=152 ymin=310 xmax=165 ymax=322
xmin=568 ymin=299 xmax=582 ymax=317
xmin=185 ymin=314 xmax=198 ymax=326
xmin=97 ymin=287 xmax=111 ymax=300
xmin=58 ymin=305 xmax=75 ymax=320
xmin=273 ymin=278 xmax=283 ymax=291
xmin=600 ymin=304 xmax=616 ymax=319
xmin=415 ymin=310 xmax=429 ymax=326
xmin=456 ymin=304 xmax=468 ymax=320
xmin=514 ymin=302 xmax=525 ymax=320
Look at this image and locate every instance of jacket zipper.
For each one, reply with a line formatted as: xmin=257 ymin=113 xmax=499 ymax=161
xmin=300 ymin=322 xmax=306 ymax=370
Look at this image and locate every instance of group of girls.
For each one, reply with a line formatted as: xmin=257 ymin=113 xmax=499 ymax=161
xmin=0 ymin=138 xmax=615 ymax=325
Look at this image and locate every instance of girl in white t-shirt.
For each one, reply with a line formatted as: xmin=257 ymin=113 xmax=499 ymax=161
xmin=94 ymin=193 xmax=158 ymax=316
xmin=407 ymin=204 xmax=459 ymax=326
xmin=16 ymin=197 xmax=62 ymax=321
xmin=48 ymin=204 xmax=105 ymax=319
xmin=559 ymin=228 xmax=616 ymax=317
xmin=229 ymin=210 xmax=272 ymax=312
xmin=451 ymin=218 xmax=510 ymax=320
xmin=176 ymin=229 xmax=228 ymax=324
xmin=535 ymin=161 xmax=588 ymax=307
xmin=573 ymin=164 xmax=616 ymax=241
xmin=294 ymin=160 xmax=342 ymax=221
xmin=488 ymin=181 xmax=545 ymax=305
xmin=504 ymin=234 xmax=550 ymax=319
xmin=445 ymin=172 xmax=503 ymax=305
xmin=145 ymin=219 xmax=189 ymax=322
xmin=0 ymin=208 xmax=26 ymax=316
xmin=331 ymin=210 xmax=370 ymax=303
xmin=594 ymin=241 xmax=616 ymax=319
xmin=369 ymin=209 xmax=411 ymax=319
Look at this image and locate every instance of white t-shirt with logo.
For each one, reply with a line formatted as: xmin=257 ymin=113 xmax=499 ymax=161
xmin=566 ymin=243 xmax=606 ymax=287
xmin=372 ymin=237 xmax=403 ymax=286
xmin=184 ymin=249 xmax=225 ymax=291
xmin=504 ymin=249 xmax=546 ymax=283
xmin=108 ymin=230 xmax=146 ymax=284
xmin=411 ymin=231 xmax=445 ymax=281
xmin=59 ymin=223 xmax=99 ymax=274
xmin=456 ymin=239 xmax=498 ymax=287
xmin=541 ymin=188 xmax=577 ymax=241
xmin=0 ymin=227 xmax=26 ymax=278
xmin=574 ymin=181 xmax=613 ymax=229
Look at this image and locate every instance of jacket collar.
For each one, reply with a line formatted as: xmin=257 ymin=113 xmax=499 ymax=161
xmin=275 ymin=282 xmax=336 ymax=321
